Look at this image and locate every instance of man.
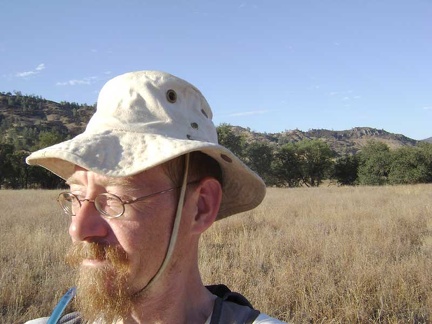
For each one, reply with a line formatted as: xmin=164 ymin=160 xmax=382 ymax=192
xmin=26 ymin=71 xmax=285 ymax=323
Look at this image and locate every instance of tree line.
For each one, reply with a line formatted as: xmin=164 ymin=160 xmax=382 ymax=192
xmin=0 ymin=131 xmax=69 ymax=189
xmin=217 ymin=124 xmax=432 ymax=187
xmin=1 ymin=119 xmax=432 ymax=189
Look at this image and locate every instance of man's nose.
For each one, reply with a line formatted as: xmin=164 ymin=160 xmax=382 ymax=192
xmin=69 ymin=199 xmax=110 ymax=242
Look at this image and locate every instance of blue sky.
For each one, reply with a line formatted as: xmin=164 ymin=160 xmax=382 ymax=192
xmin=1 ymin=0 xmax=431 ymax=140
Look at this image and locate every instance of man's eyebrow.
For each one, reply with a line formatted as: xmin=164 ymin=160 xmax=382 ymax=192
xmin=104 ymin=177 xmax=137 ymax=187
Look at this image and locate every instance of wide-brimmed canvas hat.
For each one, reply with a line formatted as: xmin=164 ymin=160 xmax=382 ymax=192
xmin=26 ymin=71 xmax=266 ymax=220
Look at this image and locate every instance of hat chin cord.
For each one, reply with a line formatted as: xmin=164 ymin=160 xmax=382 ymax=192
xmin=133 ymin=153 xmax=191 ymax=297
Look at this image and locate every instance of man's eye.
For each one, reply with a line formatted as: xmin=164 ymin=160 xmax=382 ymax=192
xmin=106 ymin=197 xmax=121 ymax=205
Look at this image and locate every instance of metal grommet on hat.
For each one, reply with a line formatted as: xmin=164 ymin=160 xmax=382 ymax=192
xmin=166 ymin=89 xmax=177 ymax=103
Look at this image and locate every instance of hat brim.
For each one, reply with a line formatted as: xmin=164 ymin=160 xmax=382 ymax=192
xmin=26 ymin=130 xmax=266 ymax=220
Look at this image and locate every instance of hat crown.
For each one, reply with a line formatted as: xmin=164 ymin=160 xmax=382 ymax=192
xmin=87 ymin=71 xmax=217 ymax=143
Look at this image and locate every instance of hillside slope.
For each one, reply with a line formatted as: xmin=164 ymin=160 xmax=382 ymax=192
xmin=0 ymin=93 xmax=94 ymax=144
xmin=229 ymin=125 xmax=419 ymax=155
xmin=0 ymin=92 xmax=426 ymax=155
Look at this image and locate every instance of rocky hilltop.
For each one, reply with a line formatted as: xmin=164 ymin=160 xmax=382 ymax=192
xmin=228 ymin=125 xmax=419 ymax=155
xmin=0 ymin=92 xmax=426 ymax=156
xmin=0 ymin=92 xmax=95 ymax=140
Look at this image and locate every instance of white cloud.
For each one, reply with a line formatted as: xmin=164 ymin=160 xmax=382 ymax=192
xmin=328 ymin=90 xmax=361 ymax=102
xmin=56 ymin=76 xmax=97 ymax=86
xmin=423 ymin=106 xmax=432 ymax=110
xmin=35 ymin=63 xmax=45 ymax=71
xmin=238 ymin=2 xmax=258 ymax=9
xmin=16 ymin=71 xmax=36 ymax=77
xmin=15 ymin=63 xmax=45 ymax=78
xmin=227 ymin=109 xmax=272 ymax=117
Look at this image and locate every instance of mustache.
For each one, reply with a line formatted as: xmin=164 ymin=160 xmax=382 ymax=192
xmin=65 ymin=242 xmax=129 ymax=267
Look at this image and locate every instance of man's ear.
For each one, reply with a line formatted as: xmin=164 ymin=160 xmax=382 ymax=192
xmin=190 ymin=177 xmax=222 ymax=235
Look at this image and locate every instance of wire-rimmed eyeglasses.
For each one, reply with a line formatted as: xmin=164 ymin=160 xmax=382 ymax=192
xmin=57 ymin=180 xmax=200 ymax=219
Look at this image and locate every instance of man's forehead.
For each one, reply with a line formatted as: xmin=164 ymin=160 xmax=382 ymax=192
xmin=66 ymin=165 xmax=166 ymax=187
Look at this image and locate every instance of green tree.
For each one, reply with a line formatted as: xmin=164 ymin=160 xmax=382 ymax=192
xmin=358 ymin=141 xmax=391 ymax=185
xmin=0 ymin=143 xmax=14 ymax=187
xmin=332 ymin=155 xmax=359 ymax=185
xmin=35 ymin=131 xmax=66 ymax=150
xmin=27 ymin=165 xmax=66 ymax=189
xmin=388 ymin=145 xmax=432 ymax=184
xmin=244 ymin=141 xmax=275 ymax=185
xmin=418 ymin=142 xmax=432 ymax=182
xmin=24 ymin=131 xmax=67 ymax=188
xmin=216 ymin=123 xmax=245 ymax=158
xmin=272 ymin=143 xmax=302 ymax=187
xmin=296 ymin=140 xmax=334 ymax=187
xmin=8 ymin=150 xmax=30 ymax=188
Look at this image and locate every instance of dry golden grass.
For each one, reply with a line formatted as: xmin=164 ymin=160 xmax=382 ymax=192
xmin=1 ymin=185 xmax=432 ymax=323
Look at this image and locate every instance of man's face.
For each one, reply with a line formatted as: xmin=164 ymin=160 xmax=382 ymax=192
xmin=65 ymin=165 xmax=179 ymax=321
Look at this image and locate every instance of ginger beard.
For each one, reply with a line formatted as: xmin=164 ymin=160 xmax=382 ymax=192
xmin=65 ymin=242 xmax=133 ymax=323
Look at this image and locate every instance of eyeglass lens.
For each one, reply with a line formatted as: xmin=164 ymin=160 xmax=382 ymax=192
xmin=96 ymin=193 xmax=124 ymax=217
xmin=58 ymin=193 xmax=125 ymax=217
xmin=58 ymin=192 xmax=78 ymax=215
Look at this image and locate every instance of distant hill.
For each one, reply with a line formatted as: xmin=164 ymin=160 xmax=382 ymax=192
xmin=0 ymin=92 xmax=95 ymax=149
xmin=0 ymin=92 xmax=428 ymax=156
xmin=227 ymin=125 xmax=420 ymax=155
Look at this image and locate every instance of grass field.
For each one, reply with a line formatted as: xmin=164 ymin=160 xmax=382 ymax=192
xmin=1 ymin=185 xmax=432 ymax=323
